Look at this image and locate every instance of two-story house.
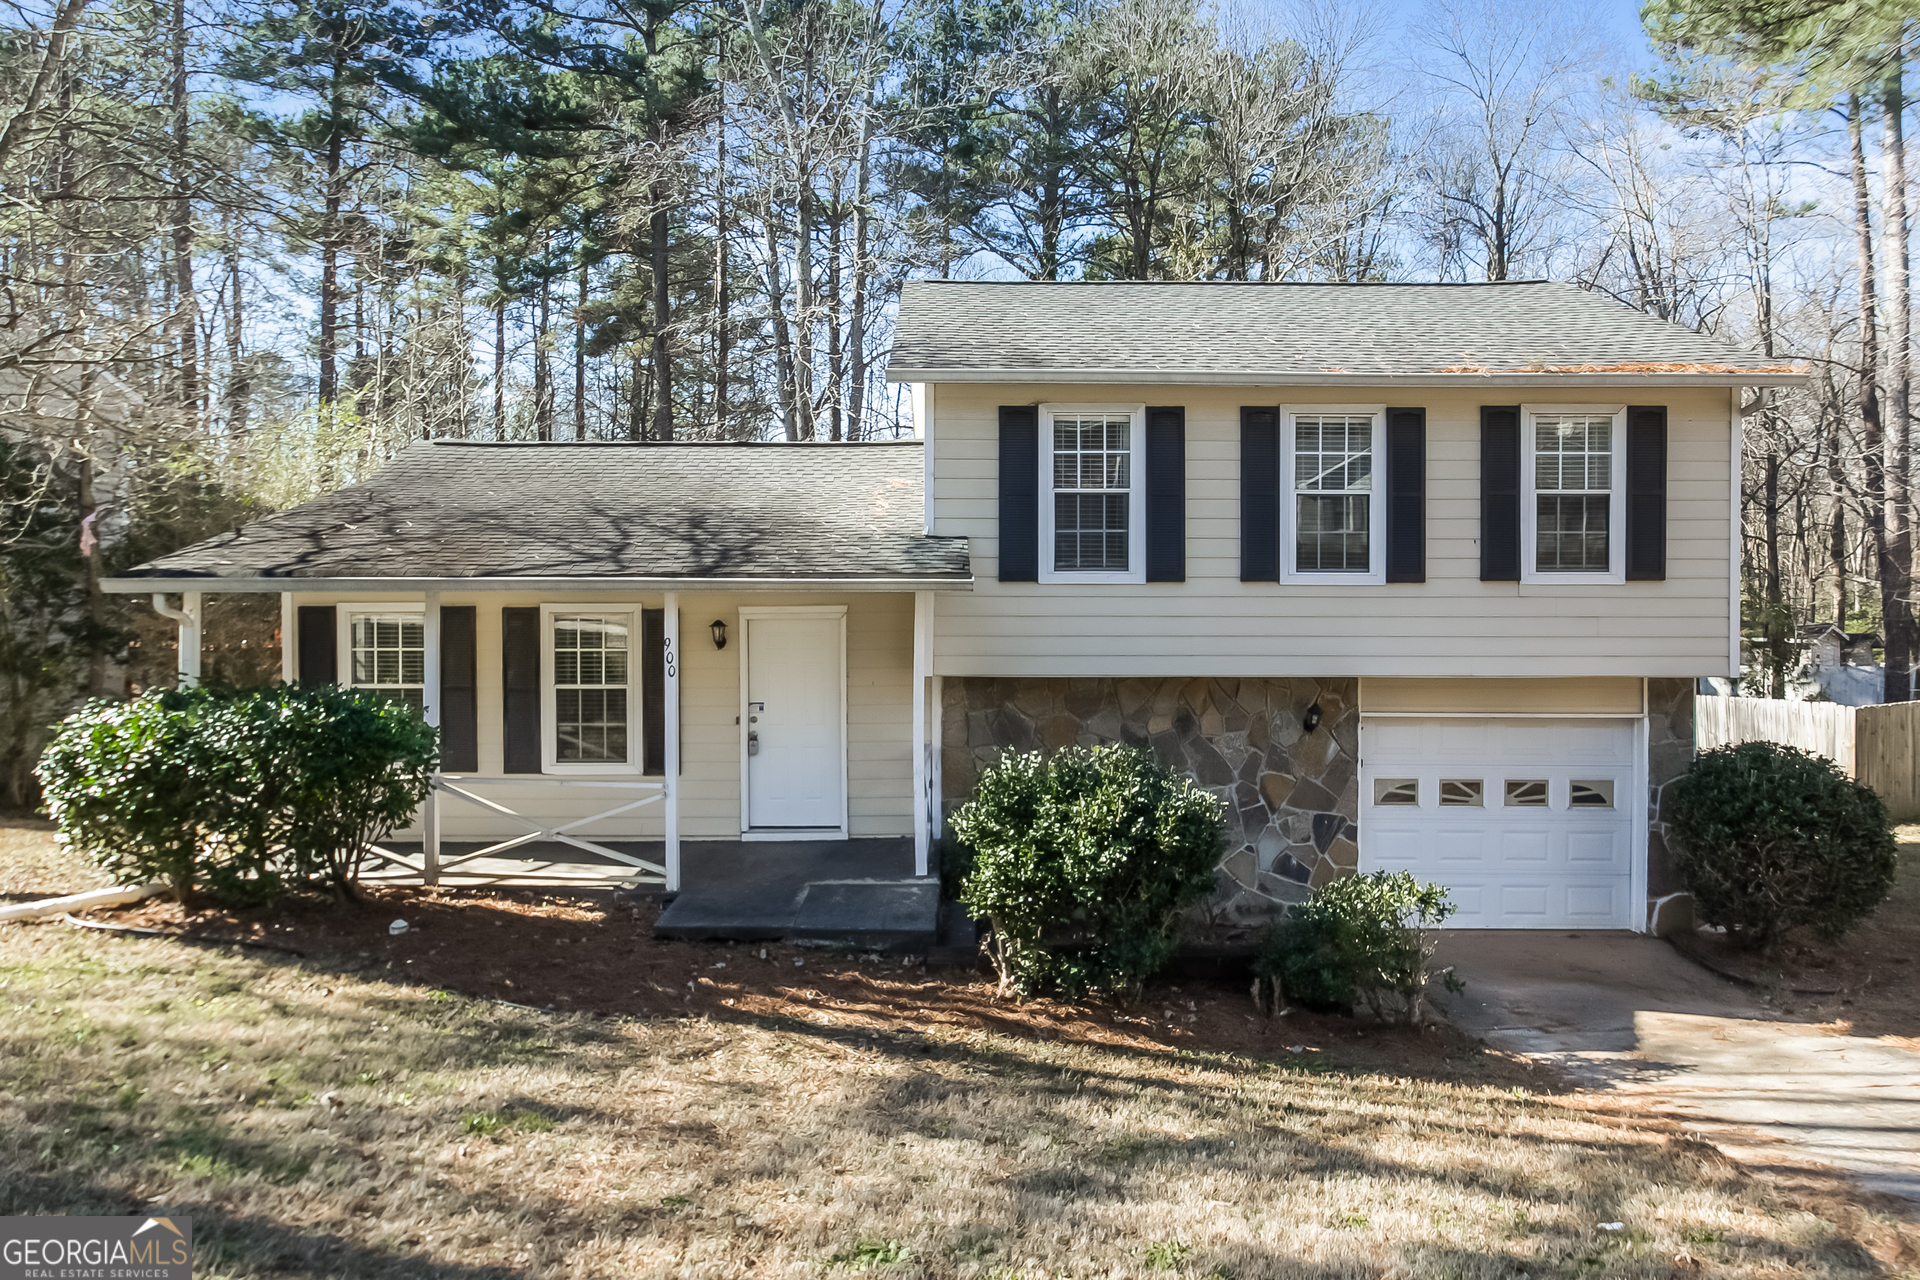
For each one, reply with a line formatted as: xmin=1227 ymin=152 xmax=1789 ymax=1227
xmin=107 ymin=280 xmax=1802 ymax=937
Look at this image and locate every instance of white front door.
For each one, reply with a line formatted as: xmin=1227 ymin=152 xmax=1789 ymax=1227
xmin=1359 ymin=716 xmax=1639 ymax=928
xmin=744 ymin=612 xmax=845 ymax=830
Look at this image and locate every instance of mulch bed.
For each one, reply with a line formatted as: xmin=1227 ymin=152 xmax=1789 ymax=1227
xmin=83 ymin=885 xmax=1516 ymax=1081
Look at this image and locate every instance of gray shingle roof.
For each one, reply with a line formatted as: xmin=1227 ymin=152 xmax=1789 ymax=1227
xmin=886 ymin=279 xmax=1801 ymax=383
xmin=112 ymin=440 xmax=969 ymax=586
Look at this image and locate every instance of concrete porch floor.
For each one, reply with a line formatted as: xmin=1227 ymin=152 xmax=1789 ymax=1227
xmin=367 ymin=836 xmax=939 ymax=948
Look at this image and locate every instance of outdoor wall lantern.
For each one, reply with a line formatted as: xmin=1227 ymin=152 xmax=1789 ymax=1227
xmin=1302 ymin=702 xmax=1322 ymax=734
xmin=710 ymin=619 xmax=729 ymax=650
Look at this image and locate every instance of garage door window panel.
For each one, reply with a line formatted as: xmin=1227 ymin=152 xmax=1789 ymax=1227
xmin=1373 ymin=778 xmax=1420 ymax=806
xmin=1521 ymin=405 xmax=1626 ymax=584
xmin=1504 ymin=779 xmax=1549 ymax=807
xmin=1570 ymin=780 xmax=1615 ymax=808
xmin=1439 ymin=779 xmax=1484 ymax=807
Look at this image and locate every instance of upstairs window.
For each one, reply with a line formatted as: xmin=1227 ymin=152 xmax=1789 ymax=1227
xmin=1522 ymin=406 xmax=1626 ymax=582
xmin=345 ymin=611 xmax=424 ymax=709
xmin=1039 ymin=404 xmax=1145 ymax=584
xmin=1281 ymin=406 xmax=1385 ymax=584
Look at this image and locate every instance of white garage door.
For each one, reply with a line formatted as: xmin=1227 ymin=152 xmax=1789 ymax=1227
xmin=1359 ymin=717 xmax=1638 ymax=929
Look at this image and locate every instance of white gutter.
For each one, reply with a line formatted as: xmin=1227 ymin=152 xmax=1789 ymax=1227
xmin=104 ymin=574 xmax=976 ymax=595
xmin=883 ymin=368 xmax=1808 ymax=388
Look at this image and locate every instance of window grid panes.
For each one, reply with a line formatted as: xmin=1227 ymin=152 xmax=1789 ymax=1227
xmin=1535 ymin=415 xmax=1612 ymax=572
xmin=1294 ymin=415 xmax=1373 ymax=572
xmin=348 ymin=614 xmax=424 ymax=709
xmin=1052 ymin=414 xmax=1132 ymax=572
xmin=553 ymin=616 xmax=630 ymax=764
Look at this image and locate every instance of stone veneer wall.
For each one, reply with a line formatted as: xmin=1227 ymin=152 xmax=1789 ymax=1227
xmin=941 ymin=677 xmax=1360 ymax=934
xmin=1645 ymin=676 xmax=1697 ymax=933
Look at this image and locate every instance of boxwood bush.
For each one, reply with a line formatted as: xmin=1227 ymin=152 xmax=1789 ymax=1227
xmin=1252 ymin=871 xmax=1458 ymax=1023
xmin=949 ymin=745 xmax=1224 ymax=999
xmin=37 ymin=684 xmax=437 ymax=904
xmin=1664 ymin=741 xmax=1896 ymax=949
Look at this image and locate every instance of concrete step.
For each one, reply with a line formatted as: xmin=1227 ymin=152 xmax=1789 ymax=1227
xmin=655 ymin=876 xmax=938 ymax=950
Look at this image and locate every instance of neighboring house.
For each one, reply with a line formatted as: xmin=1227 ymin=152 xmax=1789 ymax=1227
xmin=1789 ymin=624 xmax=1893 ymax=706
xmin=106 ymin=280 xmax=1803 ymax=937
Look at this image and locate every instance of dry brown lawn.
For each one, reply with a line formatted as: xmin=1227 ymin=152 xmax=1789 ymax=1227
xmin=4 ymin=818 xmax=1918 ymax=1277
xmin=5 ymin=925 xmax=1918 ymax=1278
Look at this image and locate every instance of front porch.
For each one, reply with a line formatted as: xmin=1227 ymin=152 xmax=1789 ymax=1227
xmin=362 ymin=835 xmax=938 ymax=948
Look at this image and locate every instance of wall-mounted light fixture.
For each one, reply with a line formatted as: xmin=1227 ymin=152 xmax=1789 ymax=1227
xmin=710 ymin=619 xmax=729 ymax=650
xmin=1302 ymin=701 xmax=1322 ymax=734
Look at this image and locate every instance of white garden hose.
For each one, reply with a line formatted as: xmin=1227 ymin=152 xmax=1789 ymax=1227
xmin=0 ymin=882 xmax=168 ymax=924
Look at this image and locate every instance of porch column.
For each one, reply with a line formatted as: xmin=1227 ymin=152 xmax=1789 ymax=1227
xmin=931 ymin=674 xmax=944 ymax=841
xmin=913 ymin=590 xmax=932 ymax=877
xmin=664 ymin=591 xmax=681 ymax=893
xmin=421 ymin=591 xmax=441 ymax=886
xmin=153 ymin=592 xmax=202 ymax=688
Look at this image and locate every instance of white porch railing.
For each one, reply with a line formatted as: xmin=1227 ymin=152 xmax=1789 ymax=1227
xmin=364 ymin=774 xmax=669 ymax=885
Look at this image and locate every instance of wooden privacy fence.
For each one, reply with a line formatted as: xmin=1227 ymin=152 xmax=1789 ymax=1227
xmin=1695 ymin=696 xmax=1920 ymax=820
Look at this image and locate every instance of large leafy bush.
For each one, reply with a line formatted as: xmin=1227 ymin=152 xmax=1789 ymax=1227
xmin=1252 ymin=871 xmax=1457 ymax=1024
xmin=949 ymin=745 xmax=1224 ymax=998
xmin=38 ymin=684 xmax=437 ymax=903
xmin=1664 ymin=741 xmax=1896 ymax=949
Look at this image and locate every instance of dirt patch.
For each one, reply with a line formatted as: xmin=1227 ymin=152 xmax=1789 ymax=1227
xmin=91 ymin=885 xmax=1516 ymax=1084
xmin=1668 ymin=836 xmax=1920 ymax=1047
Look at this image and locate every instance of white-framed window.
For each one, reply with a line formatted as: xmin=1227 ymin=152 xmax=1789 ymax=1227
xmin=1281 ymin=404 xmax=1385 ymax=584
xmin=540 ymin=607 xmax=640 ymax=774
xmin=1038 ymin=402 xmax=1146 ymax=584
xmin=339 ymin=607 xmax=425 ymax=709
xmin=1522 ymin=404 xmax=1626 ymax=583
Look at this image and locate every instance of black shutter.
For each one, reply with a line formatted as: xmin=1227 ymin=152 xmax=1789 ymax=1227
xmin=1145 ymin=406 xmax=1185 ymax=582
xmin=1626 ymin=405 xmax=1668 ymax=581
xmin=501 ymin=606 xmax=541 ymax=774
xmin=1480 ymin=406 xmax=1522 ymax=581
xmin=1240 ymin=407 xmax=1280 ymax=582
xmin=438 ymin=606 xmax=478 ymax=773
xmin=641 ymin=607 xmax=665 ymax=776
xmin=998 ymin=405 xmax=1039 ymax=581
xmin=296 ymin=605 xmax=336 ymax=685
xmin=1385 ymin=408 xmax=1426 ymax=583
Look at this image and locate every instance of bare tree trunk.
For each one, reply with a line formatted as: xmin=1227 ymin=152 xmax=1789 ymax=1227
xmin=492 ymin=296 xmax=506 ymax=433
xmin=534 ymin=271 xmax=552 ymax=441
xmin=317 ymin=65 xmax=345 ymax=413
xmin=849 ymin=103 xmax=871 ymax=440
xmin=78 ymin=454 xmax=106 ymax=697
xmin=575 ymin=253 xmax=588 ymax=440
xmin=223 ymin=212 xmax=249 ymax=437
xmin=628 ymin=348 xmax=645 ymax=439
xmin=1764 ymin=449 xmax=1787 ymax=697
xmin=0 ymin=0 xmax=87 ymax=173
xmin=1889 ymin=71 xmax=1914 ymax=699
xmin=826 ymin=171 xmax=843 ymax=441
xmin=168 ymin=0 xmax=197 ymax=426
xmin=794 ymin=177 xmax=815 ymax=439
xmin=765 ymin=211 xmax=797 ymax=439
xmin=1853 ymin=96 xmax=1899 ymax=702
xmin=714 ymin=79 xmax=729 ymax=435
xmin=650 ymin=192 xmax=672 ymax=440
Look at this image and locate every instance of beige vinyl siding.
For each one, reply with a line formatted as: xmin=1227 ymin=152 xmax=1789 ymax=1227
xmin=927 ymin=382 xmax=1734 ymax=678
xmin=287 ymin=589 xmax=915 ymax=841
xmin=1361 ymin=676 xmax=1644 ymax=715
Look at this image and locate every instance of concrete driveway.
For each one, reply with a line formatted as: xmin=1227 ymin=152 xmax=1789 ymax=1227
xmin=1432 ymin=930 xmax=1920 ymax=1205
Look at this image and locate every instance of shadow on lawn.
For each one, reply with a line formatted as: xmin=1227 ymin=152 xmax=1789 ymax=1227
xmin=0 ymin=1168 xmax=533 ymax=1279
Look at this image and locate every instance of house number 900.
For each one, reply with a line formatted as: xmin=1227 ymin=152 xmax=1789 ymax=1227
xmin=663 ymin=635 xmax=676 ymax=678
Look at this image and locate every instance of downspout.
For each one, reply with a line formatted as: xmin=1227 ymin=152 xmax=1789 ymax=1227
xmin=150 ymin=591 xmax=202 ymax=688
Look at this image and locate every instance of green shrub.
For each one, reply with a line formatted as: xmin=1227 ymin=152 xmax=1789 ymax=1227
xmin=1253 ymin=871 xmax=1457 ymax=1023
xmin=949 ymin=745 xmax=1225 ymax=999
xmin=35 ymin=689 xmax=258 ymax=902
xmin=37 ymin=684 xmax=437 ymax=904
xmin=1664 ymin=741 xmax=1896 ymax=949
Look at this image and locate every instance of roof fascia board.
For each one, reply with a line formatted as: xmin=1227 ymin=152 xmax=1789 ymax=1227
xmin=884 ymin=368 xmax=1807 ymax=388
xmin=106 ymin=575 xmax=975 ymax=595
